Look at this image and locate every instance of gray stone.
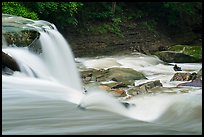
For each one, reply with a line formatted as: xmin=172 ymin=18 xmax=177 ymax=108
xmin=154 ymin=51 xmax=200 ymax=63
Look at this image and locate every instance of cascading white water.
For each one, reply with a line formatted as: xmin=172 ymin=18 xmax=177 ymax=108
xmin=3 ymin=27 xmax=202 ymax=120
xmin=2 ymin=16 xmax=202 ymax=135
xmin=39 ymin=30 xmax=83 ymax=91
xmin=2 ymin=21 xmax=85 ymax=104
xmin=77 ymin=55 xmax=202 ymax=124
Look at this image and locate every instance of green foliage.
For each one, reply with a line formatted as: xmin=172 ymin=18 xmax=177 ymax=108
xmin=162 ymin=2 xmax=201 ymax=27
xmin=127 ymin=10 xmax=147 ymax=20
xmin=89 ymin=17 xmax=123 ymax=37
xmin=2 ymin=2 xmax=38 ymax=20
xmin=140 ymin=20 xmax=157 ymax=32
xmin=2 ymin=2 xmax=202 ymax=37
xmin=80 ymin=2 xmax=113 ymax=21
xmin=22 ymin=2 xmax=83 ymax=28
xmin=111 ymin=17 xmax=123 ymax=37
xmin=163 ymin=2 xmax=197 ymax=15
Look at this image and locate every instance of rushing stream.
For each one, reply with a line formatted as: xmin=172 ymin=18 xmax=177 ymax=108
xmin=2 ymin=17 xmax=202 ymax=135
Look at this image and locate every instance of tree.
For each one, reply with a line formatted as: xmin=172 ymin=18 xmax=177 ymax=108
xmin=112 ymin=2 xmax=116 ymax=15
xmin=2 ymin=2 xmax=38 ymax=20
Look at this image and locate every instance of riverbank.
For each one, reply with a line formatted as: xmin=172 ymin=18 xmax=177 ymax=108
xmin=63 ymin=20 xmax=202 ymax=58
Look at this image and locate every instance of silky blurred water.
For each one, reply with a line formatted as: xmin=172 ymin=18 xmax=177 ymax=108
xmin=2 ymin=19 xmax=202 ymax=135
xmin=2 ymin=54 xmax=202 ymax=135
xmin=2 ymin=87 xmax=201 ymax=135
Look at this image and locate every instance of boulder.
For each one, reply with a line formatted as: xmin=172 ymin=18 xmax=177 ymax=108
xmin=177 ymin=78 xmax=202 ymax=87
xmin=3 ymin=30 xmax=39 ymax=47
xmin=99 ymin=85 xmax=112 ymax=91
xmin=170 ymin=72 xmax=198 ymax=81
xmin=197 ymin=68 xmax=202 ymax=78
xmin=110 ymin=89 xmax=126 ymax=97
xmin=111 ymin=82 xmax=127 ymax=89
xmin=2 ymin=14 xmax=40 ymax=52
xmin=2 ymin=51 xmax=20 ymax=71
xmin=168 ymin=44 xmax=202 ymax=62
xmin=107 ymin=68 xmax=147 ymax=85
xmin=80 ymin=67 xmax=147 ymax=85
xmin=127 ymin=80 xmax=163 ymax=95
xmin=173 ymin=64 xmax=182 ymax=71
xmin=154 ymin=51 xmax=200 ymax=63
xmin=81 ymin=69 xmax=108 ymax=83
xmin=138 ymin=80 xmax=163 ymax=90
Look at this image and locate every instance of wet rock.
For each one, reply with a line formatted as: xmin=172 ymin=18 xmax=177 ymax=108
xmin=173 ymin=64 xmax=182 ymax=71
xmin=127 ymin=87 xmax=141 ymax=96
xmin=197 ymin=68 xmax=202 ymax=78
xmin=127 ymin=80 xmax=163 ymax=95
xmin=100 ymin=81 xmax=128 ymax=90
xmin=107 ymin=68 xmax=147 ymax=85
xmin=189 ymin=72 xmax=198 ymax=81
xmin=154 ymin=51 xmax=200 ymax=63
xmin=109 ymin=89 xmax=126 ymax=97
xmin=2 ymin=67 xmax=14 ymax=75
xmin=177 ymin=78 xmax=202 ymax=87
xmin=170 ymin=72 xmax=197 ymax=81
xmin=98 ymin=85 xmax=112 ymax=91
xmin=80 ymin=67 xmax=147 ymax=85
xmin=2 ymin=51 xmax=20 ymax=71
xmin=81 ymin=69 xmax=102 ymax=83
xmin=110 ymin=82 xmax=127 ymax=89
xmin=168 ymin=45 xmax=202 ymax=62
xmin=138 ymin=80 xmax=163 ymax=90
xmin=170 ymin=73 xmax=191 ymax=81
xmin=121 ymin=102 xmax=136 ymax=108
xmin=85 ymin=76 xmax=92 ymax=82
xmin=99 ymin=85 xmax=126 ymax=97
xmin=114 ymin=89 xmax=126 ymax=95
xmin=3 ymin=30 xmax=39 ymax=47
xmin=2 ymin=14 xmax=41 ymax=53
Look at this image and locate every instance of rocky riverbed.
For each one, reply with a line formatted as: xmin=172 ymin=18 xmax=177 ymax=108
xmin=77 ymin=55 xmax=202 ymax=101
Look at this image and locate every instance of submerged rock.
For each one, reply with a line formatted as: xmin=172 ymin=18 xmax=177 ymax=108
xmin=2 ymin=67 xmax=14 ymax=75
xmin=121 ymin=102 xmax=136 ymax=109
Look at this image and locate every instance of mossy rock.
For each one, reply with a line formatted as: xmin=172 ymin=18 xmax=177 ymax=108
xmin=2 ymin=14 xmax=40 ymax=47
xmin=106 ymin=68 xmax=147 ymax=85
xmin=80 ymin=68 xmax=147 ymax=85
xmin=3 ymin=30 xmax=39 ymax=47
xmin=154 ymin=51 xmax=201 ymax=63
xmin=168 ymin=45 xmax=202 ymax=61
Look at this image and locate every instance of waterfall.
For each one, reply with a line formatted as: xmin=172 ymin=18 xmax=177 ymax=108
xmin=39 ymin=29 xmax=83 ymax=91
xmin=3 ymin=20 xmax=83 ymax=91
xmin=2 ymin=16 xmax=202 ymax=135
xmin=2 ymin=20 xmax=84 ymax=104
